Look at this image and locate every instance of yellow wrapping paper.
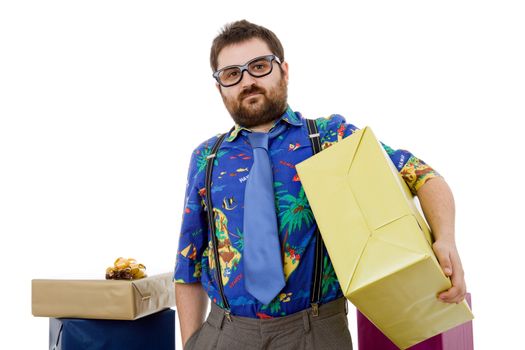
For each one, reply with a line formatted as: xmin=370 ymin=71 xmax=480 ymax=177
xmin=296 ymin=127 xmax=474 ymax=349
xmin=32 ymin=272 xmax=175 ymax=320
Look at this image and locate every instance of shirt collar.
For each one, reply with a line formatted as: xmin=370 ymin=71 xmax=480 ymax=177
xmin=225 ymin=105 xmax=303 ymax=143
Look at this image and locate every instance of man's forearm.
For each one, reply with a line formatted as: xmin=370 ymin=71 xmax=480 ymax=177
xmin=416 ymin=176 xmax=456 ymax=243
xmin=175 ymin=282 xmax=209 ymax=347
xmin=416 ymin=175 xmax=467 ymax=302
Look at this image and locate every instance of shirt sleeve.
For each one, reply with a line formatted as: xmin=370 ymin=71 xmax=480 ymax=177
xmin=380 ymin=141 xmax=441 ymax=195
xmin=318 ymin=114 xmax=441 ymax=195
xmin=173 ymin=146 xmax=208 ymax=284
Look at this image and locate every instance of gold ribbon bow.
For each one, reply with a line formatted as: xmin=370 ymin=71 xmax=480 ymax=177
xmin=105 ymin=257 xmax=147 ymax=280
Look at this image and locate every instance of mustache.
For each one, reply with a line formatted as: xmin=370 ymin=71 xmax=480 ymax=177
xmin=239 ymin=86 xmax=266 ymax=100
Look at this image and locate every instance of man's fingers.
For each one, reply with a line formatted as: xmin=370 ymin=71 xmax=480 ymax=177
xmin=433 ymin=241 xmax=467 ymax=304
xmin=439 ymin=286 xmax=466 ymax=304
xmin=450 ymin=250 xmax=464 ymax=278
xmin=439 ymin=270 xmax=466 ymax=304
xmin=432 ymin=242 xmax=453 ymax=276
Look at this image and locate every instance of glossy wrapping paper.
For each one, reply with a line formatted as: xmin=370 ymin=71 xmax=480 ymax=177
xmin=32 ymin=272 xmax=175 ymax=320
xmin=296 ymin=127 xmax=474 ymax=349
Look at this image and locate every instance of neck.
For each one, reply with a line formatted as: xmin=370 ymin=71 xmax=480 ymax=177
xmin=249 ymin=121 xmax=274 ymax=133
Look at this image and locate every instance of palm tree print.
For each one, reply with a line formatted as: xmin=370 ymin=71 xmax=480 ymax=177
xmin=316 ymin=117 xmax=330 ymax=132
xmin=260 ymin=292 xmax=293 ymax=315
xmin=276 ymin=184 xmax=315 ymax=280
xmin=277 ymin=186 xmax=314 ymax=235
xmin=321 ymin=255 xmax=339 ymax=296
xmin=195 ymin=146 xmax=229 ymax=174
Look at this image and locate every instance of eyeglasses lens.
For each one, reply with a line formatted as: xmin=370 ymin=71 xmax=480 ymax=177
xmin=218 ymin=57 xmax=273 ymax=86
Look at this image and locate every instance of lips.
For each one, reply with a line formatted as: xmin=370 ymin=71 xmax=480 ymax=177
xmin=241 ymin=87 xmax=266 ymax=100
xmin=243 ymin=92 xmax=262 ymax=99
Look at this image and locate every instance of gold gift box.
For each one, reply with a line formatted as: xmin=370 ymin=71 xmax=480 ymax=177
xmin=32 ymin=272 xmax=175 ymax=320
xmin=296 ymin=127 xmax=474 ymax=349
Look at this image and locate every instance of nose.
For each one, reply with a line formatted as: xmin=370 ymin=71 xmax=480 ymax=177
xmin=238 ymin=69 xmax=258 ymax=88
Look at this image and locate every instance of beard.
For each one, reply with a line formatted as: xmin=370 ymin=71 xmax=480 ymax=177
xmin=220 ymin=75 xmax=288 ymax=129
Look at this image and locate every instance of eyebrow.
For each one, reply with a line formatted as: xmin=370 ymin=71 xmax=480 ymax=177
xmin=217 ymin=54 xmax=273 ymax=71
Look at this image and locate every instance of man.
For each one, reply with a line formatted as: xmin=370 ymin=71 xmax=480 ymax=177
xmin=174 ymin=19 xmax=466 ymax=350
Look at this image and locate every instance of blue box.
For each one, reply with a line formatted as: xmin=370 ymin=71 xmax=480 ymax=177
xmin=49 ymin=308 xmax=175 ymax=350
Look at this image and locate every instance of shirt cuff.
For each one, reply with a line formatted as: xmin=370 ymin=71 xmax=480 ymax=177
xmin=173 ymin=256 xmax=202 ymax=283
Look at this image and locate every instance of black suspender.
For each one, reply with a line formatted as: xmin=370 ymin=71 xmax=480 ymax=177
xmin=204 ymin=130 xmax=233 ymax=320
xmin=306 ymin=118 xmax=324 ymax=317
xmin=203 ymin=119 xmax=325 ymax=319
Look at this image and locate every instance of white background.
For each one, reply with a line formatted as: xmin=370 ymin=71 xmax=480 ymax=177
xmin=1 ymin=0 xmax=524 ymax=349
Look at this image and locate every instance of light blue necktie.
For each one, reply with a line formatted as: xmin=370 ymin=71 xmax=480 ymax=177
xmin=243 ymin=131 xmax=285 ymax=305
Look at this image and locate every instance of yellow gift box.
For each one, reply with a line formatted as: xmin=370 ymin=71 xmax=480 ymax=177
xmin=32 ymin=272 xmax=175 ymax=320
xmin=296 ymin=127 xmax=474 ymax=349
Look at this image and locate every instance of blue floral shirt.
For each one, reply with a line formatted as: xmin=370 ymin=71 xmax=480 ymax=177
xmin=174 ymin=105 xmax=440 ymax=318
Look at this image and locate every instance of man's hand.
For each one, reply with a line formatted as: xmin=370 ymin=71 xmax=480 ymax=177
xmin=416 ymin=176 xmax=467 ymax=304
xmin=432 ymin=238 xmax=467 ymax=304
xmin=175 ymin=282 xmax=208 ymax=348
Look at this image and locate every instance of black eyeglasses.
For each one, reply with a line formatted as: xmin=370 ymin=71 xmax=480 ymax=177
xmin=212 ymin=54 xmax=282 ymax=87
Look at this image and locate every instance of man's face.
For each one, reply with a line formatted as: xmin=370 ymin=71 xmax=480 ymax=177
xmin=215 ymin=38 xmax=289 ymax=129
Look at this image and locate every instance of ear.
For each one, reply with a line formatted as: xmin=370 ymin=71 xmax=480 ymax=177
xmin=281 ymin=61 xmax=289 ymax=84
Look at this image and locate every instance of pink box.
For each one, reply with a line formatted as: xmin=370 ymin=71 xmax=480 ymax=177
xmin=357 ymin=293 xmax=474 ymax=349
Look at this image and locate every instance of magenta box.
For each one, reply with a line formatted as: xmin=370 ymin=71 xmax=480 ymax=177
xmin=357 ymin=293 xmax=473 ymax=349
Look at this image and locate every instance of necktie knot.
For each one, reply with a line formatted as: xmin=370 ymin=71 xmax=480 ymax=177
xmin=247 ymin=132 xmax=269 ymax=150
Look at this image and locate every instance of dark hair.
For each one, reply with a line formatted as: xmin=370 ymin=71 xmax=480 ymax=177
xmin=210 ymin=19 xmax=285 ymax=72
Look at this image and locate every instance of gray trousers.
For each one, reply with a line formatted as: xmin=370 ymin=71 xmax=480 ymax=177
xmin=184 ymin=297 xmax=353 ymax=350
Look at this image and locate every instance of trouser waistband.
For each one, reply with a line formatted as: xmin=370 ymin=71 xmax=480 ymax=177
xmin=206 ymin=297 xmax=348 ymax=333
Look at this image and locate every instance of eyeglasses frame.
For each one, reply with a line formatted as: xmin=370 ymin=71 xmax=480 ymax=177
xmin=212 ymin=54 xmax=282 ymax=87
